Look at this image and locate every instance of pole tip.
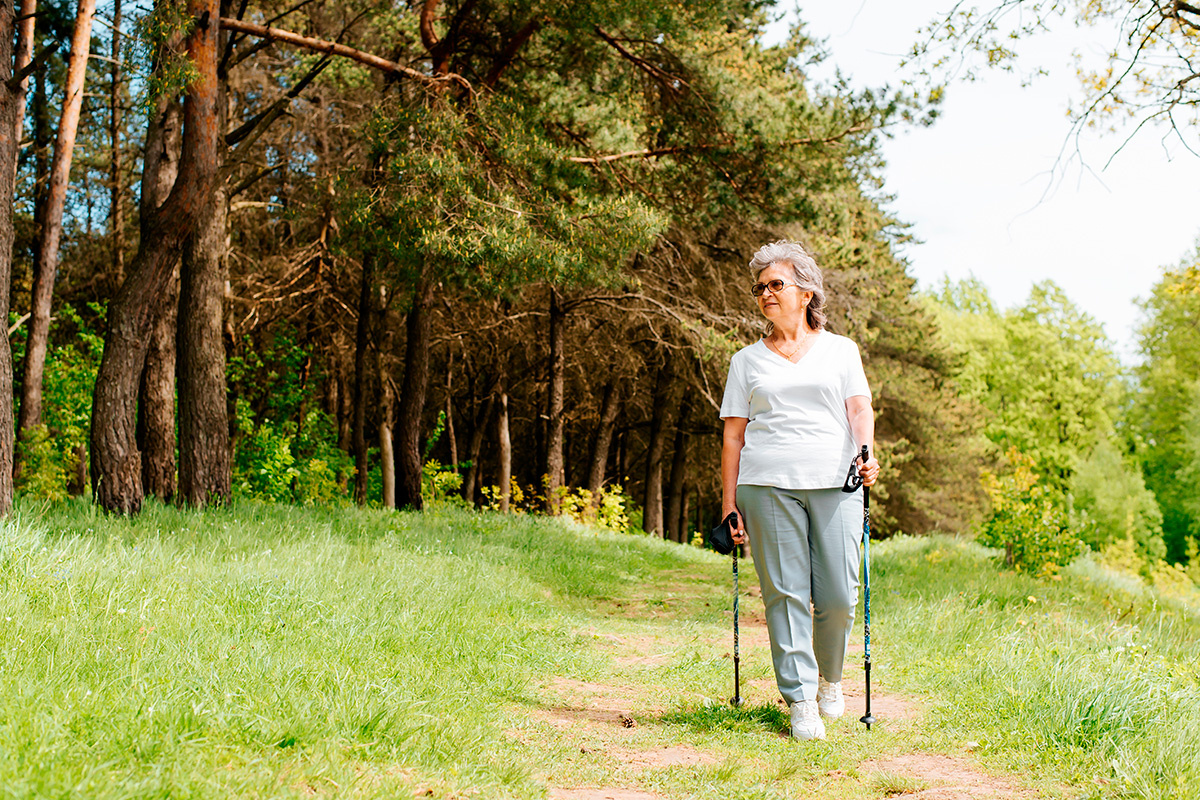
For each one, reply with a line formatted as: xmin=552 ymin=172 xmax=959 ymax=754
xmin=860 ymin=713 xmax=875 ymax=729
xmin=730 ymin=696 xmax=744 ymax=708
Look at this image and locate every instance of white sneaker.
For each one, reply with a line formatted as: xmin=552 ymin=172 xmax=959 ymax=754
xmin=817 ymin=678 xmax=844 ymax=719
xmin=790 ymin=699 xmax=826 ymax=740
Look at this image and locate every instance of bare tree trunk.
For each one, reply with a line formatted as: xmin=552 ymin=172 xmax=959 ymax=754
xmin=665 ymin=395 xmax=692 ymax=543
xmin=462 ymin=393 xmax=492 ymax=505
xmin=587 ymin=381 xmax=619 ymax=496
xmin=135 ymin=91 xmax=181 ymax=502
xmin=395 ymin=278 xmax=434 ymax=510
xmin=375 ymin=285 xmax=395 ymax=509
xmin=17 ymin=0 xmax=98 ymax=450
xmin=679 ymin=484 xmax=690 ymax=545
xmin=11 ymin=0 xmax=35 ymax=157
xmin=544 ymin=288 xmax=565 ymax=512
xmin=109 ymin=0 xmax=124 ymax=284
xmin=498 ymin=389 xmax=511 ymax=512
xmin=91 ymin=0 xmax=220 ymax=514
xmin=445 ymin=356 xmax=458 ymax=470
xmin=642 ymin=365 xmax=673 ymax=537
xmin=352 ymin=252 xmax=375 ymax=505
xmin=177 ymin=178 xmax=230 ymax=507
xmin=0 ymin=1 xmax=22 ymax=514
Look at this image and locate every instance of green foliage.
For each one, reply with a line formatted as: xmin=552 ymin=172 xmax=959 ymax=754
xmin=127 ymin=0 xmax=199 ymax=110
xmin=977 ymin=450 xmax=1083 ymax=575
xmin=232 ymin=404 xmax=352 ymax=505
xmin=556 ymin=485 xmax=635 ymax=534
xmin=1070 ymin=437 xmax=1164 ymax=562
xmin=12 ymin=304 xmax=103 ymax=500
xmin=420 ymin=460 xmax=466 ymax=507
xmin=1131 ymin=247 xmax=1200 ymax=562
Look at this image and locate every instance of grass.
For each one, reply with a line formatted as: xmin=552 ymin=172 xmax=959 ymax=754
xmin=2 ymin=499 xmax=1199 ymax=798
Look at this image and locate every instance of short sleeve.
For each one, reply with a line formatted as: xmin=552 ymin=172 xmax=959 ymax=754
xmin=843 ymin=341 xmax=871 ymax=400
xmin=719 ymin=352 xmax=750 ymax=419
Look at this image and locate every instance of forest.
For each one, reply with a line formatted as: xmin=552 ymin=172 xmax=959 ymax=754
xmin=1 ymin=0 xmax=1198 ymax=587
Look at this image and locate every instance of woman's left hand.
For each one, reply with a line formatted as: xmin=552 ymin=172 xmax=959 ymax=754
xmin=859 ymin=454 xmax=880 ymax=487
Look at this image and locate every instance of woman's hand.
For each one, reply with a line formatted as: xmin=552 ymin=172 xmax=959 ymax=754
xmin=725 ymin=507 xmax=748 ymax=545
xmin=859 ymin=453 xmax=880 ymax=487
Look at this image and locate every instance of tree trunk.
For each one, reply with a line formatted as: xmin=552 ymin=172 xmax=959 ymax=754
xmin=109 ymin=0 xmax=124 ymax=284
xmin=462 ymin=393 xmax=492 ymax=505
xmin=17 ymin=0 xmax=98 ymax=449
xmin=544 ymin=288 xmax=565 ymax=512
xmin=642 ymin=365 xmax=673 ymax=537
xmin=375 ymin=285 xmax=395 ymax=509
xmin=395 ymin=278 xmax=434 ymax=510
xmin=665 ymin=394 xmax=692 ymax=543
xmin=90 ymin=0 xmax=221 ymax=514
xmin=352 ymin=252 xmax=376 ymax=505
xmin=138 ymin=266 xmax=178 ymax=500
xmin=11 ymin=0 xmax=35 ymax=157
xmin=0 ymin=2 xmax=22 ymax=514
xmin=445 ymin=356 xmax=458 ymax=471
xmin=135 ymin=90 xmax=181 ymax=502
xmin=679 ymin=484 xmax=690 ymax=545
xmin=177 ymin=178 xmax=230 ymax=508
xmin=587 ymin=380 xmax=620 ymax=496
xmin=498 ymin=389 xmax=511 ymax=512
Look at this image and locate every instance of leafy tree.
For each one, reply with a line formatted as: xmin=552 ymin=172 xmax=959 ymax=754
xmin=1131 ymin=245 xmax=1200 ymax=562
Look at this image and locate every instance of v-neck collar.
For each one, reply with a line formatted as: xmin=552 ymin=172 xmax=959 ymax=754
xmin=759 ymin=331 xmax=824 ymax=365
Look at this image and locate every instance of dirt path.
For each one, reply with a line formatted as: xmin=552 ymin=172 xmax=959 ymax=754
xmin=517 ymin=605 xmax=1048 ymax=800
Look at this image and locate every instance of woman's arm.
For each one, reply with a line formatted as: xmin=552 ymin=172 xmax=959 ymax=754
xmin=722 ymin=417 xmax=749 ymax=543
xmin=845 ymin=395 xmax=880 ymax=486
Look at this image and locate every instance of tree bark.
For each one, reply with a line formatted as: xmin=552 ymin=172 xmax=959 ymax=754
xmin=445 ymin=358 xmax=458 ymax=470
xmin=0 ymin=0 xmax=22 ymax=514
xmin=395 ymin=278 xmax=434 ymax=510
xmin=91 ymin=0 xmax=221 ymax=513
xmin=135 ymin=94 xmax=182 ymax=502
xmin=11 ymin=0 xmax=36 ymax=156
xmin=587 ymin=380 xmax=620 ymax=497
xmin=17 ymin=0 xmax=98 ymax=449
xmin=109 ymin=0 xmax=124 ymax=284
xmin=498 ymin=389 xmax=511 ymax=512
xmin=462 ymin=393 xmax=492 ymax=505
xmin=665 ymin=394 xmax=692 ymax=543
xmin=352 ymin=252 xmax=375 ymax=505
xmin=378 ymin=359 xmax=395 ymax=510
xmin=642 ymin=364 xmax=673 ymax=537
xmin=177 ymin=179 xmax=231 ymax=507
xmin=544 ymin=288 xmax=565 ymax=512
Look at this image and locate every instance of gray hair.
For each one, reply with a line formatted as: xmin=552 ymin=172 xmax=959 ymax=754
xmin=748 ymin=240 xmax=827 ymax=330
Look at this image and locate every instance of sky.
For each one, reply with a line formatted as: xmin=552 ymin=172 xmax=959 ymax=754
xmin=773 ymin=2 xmax=1200 ymax=362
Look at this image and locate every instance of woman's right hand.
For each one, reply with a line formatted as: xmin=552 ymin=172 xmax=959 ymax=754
xmin=725 ymin=507 xmax=747 ymax=545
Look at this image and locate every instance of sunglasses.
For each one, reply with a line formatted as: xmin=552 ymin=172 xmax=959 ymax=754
xmin=751 ymin=279 xmax=801 ymax=297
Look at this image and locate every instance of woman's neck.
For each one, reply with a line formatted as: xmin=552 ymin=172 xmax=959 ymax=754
xmin=771 ymin=317 xmax=813 ymax=343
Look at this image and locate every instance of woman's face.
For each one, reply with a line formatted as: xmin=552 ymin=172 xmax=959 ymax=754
xmin=755 ymin=263 xmax=812 ymax=322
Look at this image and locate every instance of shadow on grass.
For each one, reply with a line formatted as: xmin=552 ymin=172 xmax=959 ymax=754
xmin=660 ymin=702 xmax=788 ymax=736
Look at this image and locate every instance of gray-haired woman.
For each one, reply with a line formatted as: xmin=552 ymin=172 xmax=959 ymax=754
xmin=719 ymin=240 xmax=879 ymax=740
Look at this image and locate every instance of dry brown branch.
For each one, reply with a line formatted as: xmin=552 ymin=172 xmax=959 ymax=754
xmin=567 ymin=123 xmax=869 ymax=164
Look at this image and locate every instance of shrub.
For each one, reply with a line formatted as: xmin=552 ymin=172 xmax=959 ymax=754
xmin=977 ymin=450 xmax=1083 ymax=575
xmin=422 ymin=459 xmax=466 ymax=506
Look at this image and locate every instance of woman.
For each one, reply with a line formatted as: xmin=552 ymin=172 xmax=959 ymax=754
xmin=719 ymin=240 xmax=879 ymax=740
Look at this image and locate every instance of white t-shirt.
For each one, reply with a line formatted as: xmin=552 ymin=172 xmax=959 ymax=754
xmin=719 ymin=332 xmax=871 ymax=489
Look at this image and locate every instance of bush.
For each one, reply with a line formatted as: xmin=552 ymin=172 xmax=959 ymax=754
xmin=421 ymin=459 xmax=466 ymax=506
xmin=557 ymin=485 xmax=635 ymax=534
xmin=977 ymin=450 xmax=1083 ymax=575
xmin=232 ymin=404 xmax=352 ymax=505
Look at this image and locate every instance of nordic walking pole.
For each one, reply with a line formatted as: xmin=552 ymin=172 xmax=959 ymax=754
xmin=858 ymin=445 xmax=875 ymax=730
xmin=731 ymin=541 xmax=744 ymax=707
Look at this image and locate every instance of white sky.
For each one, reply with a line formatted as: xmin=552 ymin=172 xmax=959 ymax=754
xmin=776 ymin=2 xmax=1200 ymax=362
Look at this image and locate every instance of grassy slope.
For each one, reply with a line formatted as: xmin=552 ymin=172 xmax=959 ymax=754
xmin=1 ymin=501 xmax=1197 ymax=799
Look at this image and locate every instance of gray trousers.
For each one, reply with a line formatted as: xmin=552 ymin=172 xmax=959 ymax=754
xmin=736 ymin=484 xmax=863 ymax=705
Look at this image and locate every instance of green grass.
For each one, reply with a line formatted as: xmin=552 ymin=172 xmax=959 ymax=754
xmin=3 ymin=500 xmax=1199 ymax=798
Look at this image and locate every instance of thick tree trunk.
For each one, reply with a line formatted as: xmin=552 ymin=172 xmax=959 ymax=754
xmin=378 ymin=361 xmax=395 ymax=509
xmin=17 ymin=0 xmax=98 ymax=448
xmin=138 ymin=267 xmax=178 ymax=500
xmin=352 ymin=252 xmax=375 ymax=505
xmin=135 ymin=91 xmax=181 ymax=502
xmin=462 ymin=393 xmax=493 ymax=505
xmin=665 ymin=394 xmax=692 ymax=543
xmin=109 ymin=0 xmax=124 ymax=284
xmin=395 ymin=279 xmax=434 ymax=510
xmin=544 ymin=288 xmax=565 ymax=512
xmin=177 ymin=179 xmax=230 ymax=507
xmin=642 ymin=365 xmax=673 ymax=537
xmin=587 ymin=381 xmax=620 ymax=497
xmin=498 ymin=389 xmax=511 ymax=512
xmin=90 ymin=0 xmax=220 ymax=514
xmin=0 ymin=2 xmax=22 ymax=514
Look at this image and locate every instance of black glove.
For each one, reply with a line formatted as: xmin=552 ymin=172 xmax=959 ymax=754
xmin=709 ymin=511 xmax=739 ymax=555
